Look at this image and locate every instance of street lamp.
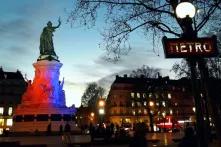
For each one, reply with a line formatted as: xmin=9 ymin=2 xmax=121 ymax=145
xmin=98 ymin=108 xmax=105 ymax=115
xmin=97 ymin=98 xmax=105 ymax=124
xmin=175 ymin=2 xmax=208 ymax=147
xmin=148 ymin=101 xmax=155 ymax=132
xmin=176 ymin=2 xmax=196 ymax=19
xmin=98 ymin=100 xmax=105 ymax=107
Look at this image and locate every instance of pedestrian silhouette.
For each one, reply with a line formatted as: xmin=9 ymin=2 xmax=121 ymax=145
xmin=178 ymin=127 xmax=197 ymax=147
xmin=59 ymin=124 xmax=63 ymax=134
xmin=64 ymin=123 xmax=71 ymax=132
xmin=63 ymin=123 xmax=71 ymax=144
xmin=129 ymin=122 xmax=148 ymax=147
xmin=47 ymin=123 xmax=52 ymax=135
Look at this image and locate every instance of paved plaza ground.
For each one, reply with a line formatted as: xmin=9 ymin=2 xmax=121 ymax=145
xmin=0 ymin=133 xmax=219 ymax=147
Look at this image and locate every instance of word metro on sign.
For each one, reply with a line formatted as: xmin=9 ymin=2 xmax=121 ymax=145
xmin=162 ymin=36 xmax=218 ymax=58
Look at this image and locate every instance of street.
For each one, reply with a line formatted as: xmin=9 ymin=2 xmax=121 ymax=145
xmin=0 ymin=133 xmax=219 ymax=147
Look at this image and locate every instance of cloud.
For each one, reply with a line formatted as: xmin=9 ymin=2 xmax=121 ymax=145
xmin=6 ymin=45 xmax=31 ymax=55
xmin=65 ymin=80 xmax=77 ymax=86
xmin=0 ymin=19 xmax=33 ymax=40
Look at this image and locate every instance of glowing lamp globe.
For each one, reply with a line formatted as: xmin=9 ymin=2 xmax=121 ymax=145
xmin=176 ymin=2 xmax=196 ymax=18
xmin=99 ymin=108 xmax=105 ymax=115
xmin=99 ymin=100 xmax=105 ymax=107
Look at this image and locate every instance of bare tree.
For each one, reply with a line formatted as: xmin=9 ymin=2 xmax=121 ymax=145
xmin=68 ymin=0 xmax=221 ymax=60
xmin=130 ymin=65 xmax=160 ymax=78
xmin=81 ymin=82 xmax=105 ymax=107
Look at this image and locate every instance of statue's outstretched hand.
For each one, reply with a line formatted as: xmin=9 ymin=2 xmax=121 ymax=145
xmin=58 ymin=17 xmax=61 ymax=25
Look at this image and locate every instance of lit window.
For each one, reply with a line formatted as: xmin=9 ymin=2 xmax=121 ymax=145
xmin=182 ymin=87 xmax=185 ymax=92
xmin=8 ymin=107 xmax=13 ymax=116
xmin=175 ymin=103 xmax=178 ymax=106
xmin=149 ymin=101 xmax=154 ymax=107
xmin=200 ymin=93 xmax=203 ymax=98
xmin=144 ymin=109 xmax=147 ymax=114
xmin=149 ymin=93 xmax=152 ymax=98
xmin=6 ymin=119 xmax=13 ymax=126
xmin=162 ymin=101 xmax=166 ymax=107
xmin=131 ymin=93 xmax=134 ymax=98
xmin=156 ymin=102 xmax=159 ymax=106
xmin=192 ymin=107 xmax=196 ymax=112
xmin=162 ymin=111 xmax=166 ymax=117
xmin=143 ymin=93 xmax=146 ymax=98
xmin=155 ymin=94 xmax=159 ymax=99
xmin=138 ymin=109 xmax=141 ymax=114
xmin=0 ymin=119 xmax=4 ymax=126
xmin=0 ymin=128 xmax=3 ymax=135
xmin=170 ymin=109 xmax=173 ymax=115
xmin=137 ymin=93 xmax=140 ymax=98
xmin=137 ymin=102 xmax=141 ymax=107
xmin=132 ymin=102 xmax=135 ymax=107
xmin=0 ymin=107 xmax=3 ymax=115
xmin=144 ymin=101 xmax=147 ymax=106
xmin=132 ymin=110 xmax=136 ymax=115
xmin=168 ymin=93 xmax=171 ymax=99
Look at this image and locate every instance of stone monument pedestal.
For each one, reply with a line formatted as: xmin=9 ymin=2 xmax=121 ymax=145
xmin=12 ymin=60 xmax=77 ymax=132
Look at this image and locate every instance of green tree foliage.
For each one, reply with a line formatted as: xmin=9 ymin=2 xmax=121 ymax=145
xmin=81 ymin=82 xmax=105 ymax=107
xmin=68 ymin=0 xmax=221 ymax=60
xmin=130 ymin=65 xmax=160 ymax=78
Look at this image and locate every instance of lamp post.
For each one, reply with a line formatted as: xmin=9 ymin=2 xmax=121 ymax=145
xmin=148 ymin=101 xmax=154 ymax=132
xmin=176 ymin=2 xmax=208 ymax=147
xmin=98 ymin=98 xmax=105 ymax=124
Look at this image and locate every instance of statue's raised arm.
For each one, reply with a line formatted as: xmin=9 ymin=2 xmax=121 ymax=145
xmin=38 ymin=19 xmax=61 ymax=61
xmin=54 ymin=18 xmax=61 ymax=29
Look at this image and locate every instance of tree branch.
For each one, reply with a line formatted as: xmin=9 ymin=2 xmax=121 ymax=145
xmin=151 ymin=21 xmax=180 ymax=37
xmin=84 ymin=0 xmax=174 ymax=16
xmin=197 ymin=2 xmax=220 ymax=32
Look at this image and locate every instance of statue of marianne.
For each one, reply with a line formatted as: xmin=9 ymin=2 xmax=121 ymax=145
xmin=38 ymin=18 xmax=61 ymax=61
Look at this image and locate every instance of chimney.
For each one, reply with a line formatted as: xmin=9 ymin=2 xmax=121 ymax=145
xmin=157 ymin=72 xmax=162 ymax=79
xmin=124 ymin=74 xmax=127 ymax=78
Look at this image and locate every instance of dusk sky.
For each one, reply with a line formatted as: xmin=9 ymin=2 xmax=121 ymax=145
xmin=0 ymin=0 xmax=179 ymax=107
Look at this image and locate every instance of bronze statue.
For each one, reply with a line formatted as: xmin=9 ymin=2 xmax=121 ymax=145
xmin=38 ymin=18 xmax=61 ymax=61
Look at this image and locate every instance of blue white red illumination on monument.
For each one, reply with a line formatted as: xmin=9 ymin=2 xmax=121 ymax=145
xmin=12 ymin=19 xmax=77 ymax=132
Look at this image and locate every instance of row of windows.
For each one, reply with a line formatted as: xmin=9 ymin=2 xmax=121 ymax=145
xmin=111 ymin=109 xmax=151 ymax=115
xmin=131 ymin=92 xmax=172 ymax=99
xmin=131 ymin=101 xmax=166 ymax=107
xmin=0 ymin=118 xmax=13 ymax=126
xmin=111 ymin=109 xmax=175 ymax=116
xmin=14 ymin=114 xmax=75 ymax=122
xmin=0 ymin=107 xmax=13 ymax=116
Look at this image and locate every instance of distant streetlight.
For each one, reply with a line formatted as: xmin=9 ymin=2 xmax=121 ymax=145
xmin=98 ymin=100 xmax=105 ymax=107
xmin=97 ymin=98 xmax=106 ymax=123
xmin=98 ymin=108 xmax=105 ymax=115
xmin=176 ymin=2 xmax=196 ymax=18
xmin=90 ymin=112 xmax=95 ymax=117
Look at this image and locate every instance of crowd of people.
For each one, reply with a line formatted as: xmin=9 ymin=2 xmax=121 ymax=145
xmin=45 ymin=121 xmax=212 ymax=147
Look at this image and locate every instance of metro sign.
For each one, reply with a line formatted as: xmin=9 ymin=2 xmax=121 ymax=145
xmin=162 ymin=36 xmax=218 ymax=58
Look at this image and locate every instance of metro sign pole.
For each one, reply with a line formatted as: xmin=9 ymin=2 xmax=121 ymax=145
xmin=162 ymin=2 xmax=219 ymax=147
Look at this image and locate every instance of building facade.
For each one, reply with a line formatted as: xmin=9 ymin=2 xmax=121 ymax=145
xmin=0 ymin=68 xmax=27 ymax=134
xmin=106 ymin=75 xmax=195 ymax=131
